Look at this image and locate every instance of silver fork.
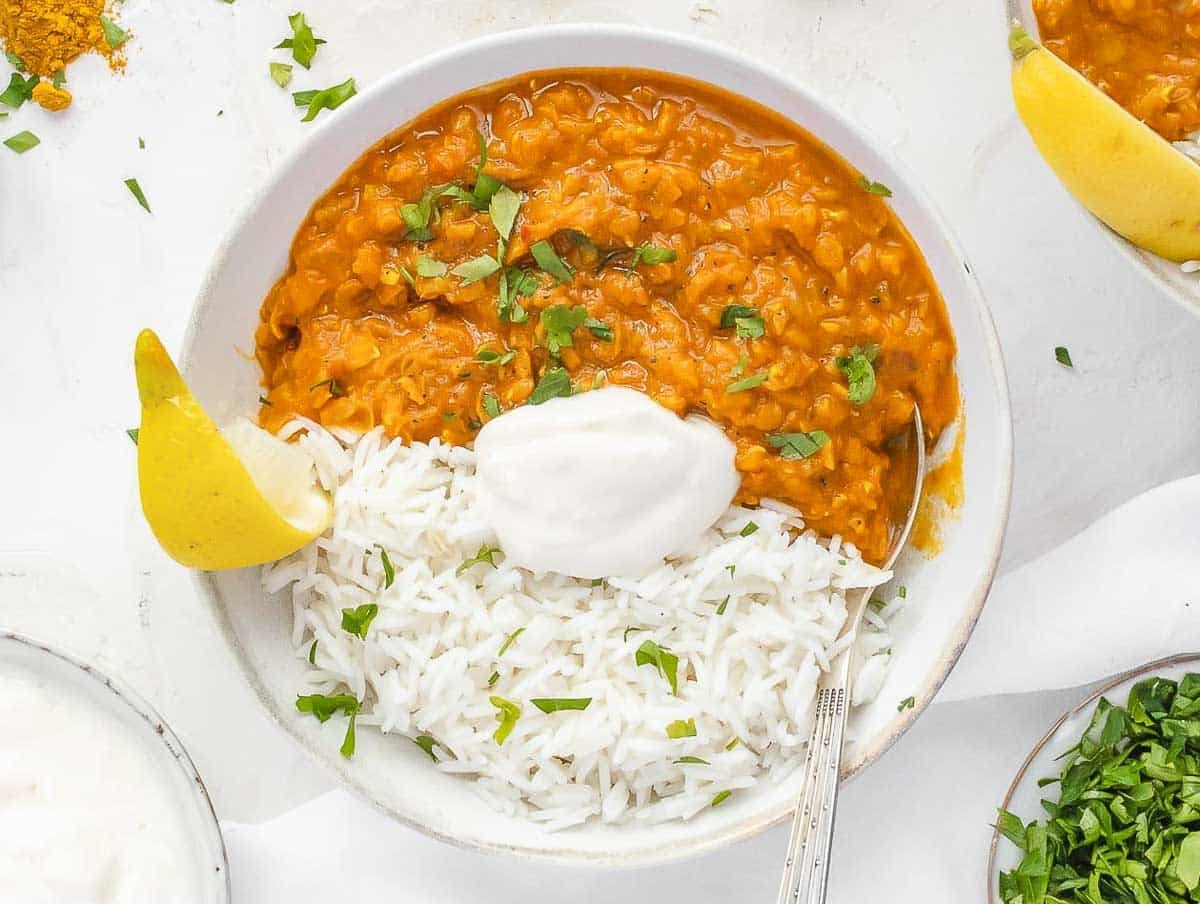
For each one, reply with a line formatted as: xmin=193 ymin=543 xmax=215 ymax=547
xmin=776 ymin=405 xmax=927 ymax=904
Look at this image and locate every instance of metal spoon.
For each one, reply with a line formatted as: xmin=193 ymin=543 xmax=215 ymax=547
xmin=776 ymin=404 xmax=927 ymax=904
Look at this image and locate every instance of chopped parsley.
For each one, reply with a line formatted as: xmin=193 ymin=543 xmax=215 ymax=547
xmin=489 ymin=695 xmax=521 ymax=746
xmin=666 ymin=718 xmax=697 ymax=739
xmin=626 ymin=243 xmax=677 ymax=272
xmin=726 ymin=372 xmax=767 ymax=393
xmin=482 ymin=392 xmax=502 ymax=418
xmin=476 ymin=347 xmax=515 ymax=366
xmin=456 ymin=544 xmax=500 ymax=576
xmin=3 ymin=129 xmax=38 ymax=153
xmin=635 ymin=640 xmax=679 ymax=695
xmin=0 ymin=72 xmax=37 ymax=109
xmin=269 ymin=62 xmax=293 ymax=88
xmin=124 ymin=178 xmax=151 ymax=213
xmin=295 ymin=693 xmax=358 ymax=758
xmin=340 ymin=603 xmax=378 ymax=640
xmin=99 ymin=15 xmax=129 ymax=50
xmin=997 ymin=674 xmax=1200 ymax=904
xmin=395 ymin=185 xmax=443 ymax=242
xmin=897 ymin=696 xmax=916 ymax=712
xmin=373 ymin=544 xmax=395 ymax=589
xmin=767 ymin=430 xmax=830 ymax=460
xmin=540 ymin=304 xmax=588 ymax=356
xmin=531 ymin=697 xmax=592 ymax=713
xmin=530 ymin=239 xmax=573 ymax=284
xmin=585 ymin=318 xmax=612 ymax=341
xmin=309 ymin=377 xmax=345 ymax=397
xmin=720 ymin=305 xmax=764 ymax=338
xmin=498 ymin=266 xmax=536 ymax=323
xmin=296 ymin=77 xmax=356 ymax=122
xmin=451 ymin=253 xmax=501 ymax=285
xmin=489 ymin=185 xmax=521 ymax=241
xmin=1055 ymin=345 xmax=1074 ymax=368
xmin=497 ymin=627 xmax=525 ymax=657
xmin=528 ymin=367 xmax=571 ymax=405
xmin=276 ymin=12 xmax=324 ymax=69
xmin=860 ymin=177 xmax=893 ymax=197
xmin=412 ymin=734 xmax=439 ymax=761
xmin=836 ymin=344 xmax=879 ymax=405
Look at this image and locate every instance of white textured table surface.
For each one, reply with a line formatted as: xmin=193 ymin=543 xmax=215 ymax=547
xmin=2 ymin=0 xmax=1199 ymax=898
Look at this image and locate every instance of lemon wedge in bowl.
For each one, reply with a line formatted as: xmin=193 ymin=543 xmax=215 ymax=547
xmin=1009 ymin=26 xmax=1200 ymax=263
xmin=134 ymin=329 xmax=331 ymax=570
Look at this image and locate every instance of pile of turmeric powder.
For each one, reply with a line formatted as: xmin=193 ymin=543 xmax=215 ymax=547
xmin=0 ymin=0 xmax=126 ymax=111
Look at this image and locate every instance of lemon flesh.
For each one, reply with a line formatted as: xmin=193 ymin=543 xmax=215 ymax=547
xmin=134 ymin=329 xmax=331 ymax=570
xmin=1011 ymin=40 xmax=1200 ymax=262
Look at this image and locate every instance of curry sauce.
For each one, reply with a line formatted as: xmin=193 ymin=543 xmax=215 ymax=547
xmin=1034 ymin=0 xmax=1200 ymax=142
xmin=255 ymin=70 xmax=959 ymax=562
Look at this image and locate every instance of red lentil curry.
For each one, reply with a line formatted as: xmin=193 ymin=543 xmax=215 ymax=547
xmin=255 ymin=70 xmax=960 ymax=563
xmin=1034 ymin=0 xmax=1200 ymax=142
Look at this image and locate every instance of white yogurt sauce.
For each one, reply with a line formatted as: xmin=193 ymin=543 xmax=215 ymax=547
xmin=0 ymin=658 xmax=211 ymax=904
xmin=473 ymin=386 xmax=740 ymax=578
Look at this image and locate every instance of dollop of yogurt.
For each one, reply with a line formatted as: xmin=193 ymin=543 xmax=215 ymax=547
xmin=473 ymin=386 xmax=739 ymax=578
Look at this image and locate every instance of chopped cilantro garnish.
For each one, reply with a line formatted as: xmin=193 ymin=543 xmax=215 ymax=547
xmin=476 ymin=347 xmax=515 ymax=366
xmin=269 ymin=62 xmax=293 ymax=88
xmin=276 ymin=12 xmax=324 ymax=69
xmin=0 ymin=72 xmax=37 ymax=109
xmin=486 ymin=670 xmax=500 ymax=688
xmin=416 ymin=255 xmax=447 ymax=278
xmin=666 ymin=718 xmax=697 ymax=739
xmin=676 ymin=755 xmax=710 ymax=765
xmin=482 ymin=392 xmax=502 ymax=418
xmin=898 ymin=585 xmax=907 ymax=599
xmin=340 ymin=603 xmax=378 ymax=640
xmin=626 ymin=243 xmax=677 ymax=272
xmin=725 ymin=737 xmax=740 ymax=751
xmin=99 ymin=15 xmax=129 ymax=49
xmin=897 ymin=696 xmax=915 ymax=712
xmin=1055 ymin=345 xmax=1074 ymax=368
xmin=412 ymin=734 xmax=439 ymax=761
xmin=5 ymin=130 xmax=39 ymax=155
xmin=711 ymin=790 xmax=732 ymax=807
xmin=531 ymin=239 xmax=573 ymax=284
xmin=635 ymin=640 xmax=679 ymax=695
xmin=497 ymin=627 xmax=525 ymax=657
xmin=456 ymin=544 xmax=500 ymax=576
xmin=726 ymin=372 xmax=767 ymax=393
xmin=126 ymin=428 xmax=139 ymax=445
xmin=451 ymin=253 xmax=501 ymax=285
xmin=307 ymin=639 xmax=318 ymax=664
xmin=124 ymin=178 xmax=151 ymax=213
xmin=373 ymin=544 xmax=395 ymax=589
xmin=719 ymin=305 xmax=757 ymax=329
xmin=540 ymin=304 xmax=587 ymax=357
xmin=295 ymin=693 xmax=357 ymax=723
xmin=767 ymin=430 xmax=830 ymax=460
xmin=860 ymin=177 xmax=893 ymax=197
xmin=5 ymin=51 xmax=25 ymax=72
xmin=716 ymin=595 xmax=730 ymax=615
xmin=585 ymin=318 xmax=612 ymax=341
xmin=309 ymin=377 xmax=345 ymax=397
xmin=531 ymin=697 xmax=592 ymax=713
xmin=736 ymin=316 xmax=764 ymax=338
xmin=836 ymin=344 xmax=879 ymax=405
xmin=528 ymin=366 xmax=571 ymax=405
xmin=739 ymin=521 xmax=759 ymax=537
xmin=498 ymin=266 xmax=536 ymax=323
xmin=339 ymin=714 xmax=357 ymax=757
xmin=489 ymin=696 xmax=521 ymax=746
xmin=297 ymin=77 xmax=356 ymax=122
xmin=489 ymin=184 xmax=521 ymax=241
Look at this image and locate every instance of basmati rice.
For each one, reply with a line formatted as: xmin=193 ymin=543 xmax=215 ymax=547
xmin=264 ymin=420 xmax=898 ymax=828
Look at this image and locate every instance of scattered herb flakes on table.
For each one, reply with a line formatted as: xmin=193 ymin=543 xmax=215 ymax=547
xmin=998 ymin=672 xmax=1200 ymax=904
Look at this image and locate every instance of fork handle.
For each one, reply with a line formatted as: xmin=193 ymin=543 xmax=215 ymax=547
xmin=776 ymin=666 xmax=851 ymax=904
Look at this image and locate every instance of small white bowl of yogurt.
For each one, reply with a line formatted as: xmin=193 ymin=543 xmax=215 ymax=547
xmin=0 ymin=631 xmax=229 ymax=903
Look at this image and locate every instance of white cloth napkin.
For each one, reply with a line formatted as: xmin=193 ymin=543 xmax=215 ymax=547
xmin=224 ymin=476 xmax=1200 ymax=903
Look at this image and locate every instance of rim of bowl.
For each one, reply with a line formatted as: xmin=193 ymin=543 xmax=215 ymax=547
xmin=1003 ymin=0 xmax=1200 ymax=319
xmin=0 ymin=630 xmax=231 ymax=901
xmin=985 ymin=651 xmax=1200 ymax=902
xmin=181 ymin=22 xmax=1013 ymax=864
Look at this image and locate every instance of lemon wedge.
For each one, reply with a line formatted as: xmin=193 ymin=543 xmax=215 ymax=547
xmin=1010 ymin=26 xmax=1200 ymax=262
xmin=134 ymin=329 xmax=331 ymax=569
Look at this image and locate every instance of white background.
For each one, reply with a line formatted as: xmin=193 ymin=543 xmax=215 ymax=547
xmin=2 ymin=0 xmax=1198 ymax=898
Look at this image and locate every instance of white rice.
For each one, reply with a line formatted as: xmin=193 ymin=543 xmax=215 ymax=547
xmin=1174 ymin=132 xmax=1200 ymax=275
xmin=263 ymin=420 xmax=898 ymax=828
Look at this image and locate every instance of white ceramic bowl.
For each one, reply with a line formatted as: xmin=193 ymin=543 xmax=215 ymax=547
xmin=1006 ymin=0 xmax=1200 ymax=318
xmin=987 ymin=653 xmax=1200 ymax=900
xmin=182 ymin=24 xmax=1013 ymax=865
xmin=0 ymin=632 xmax=230 ymax=901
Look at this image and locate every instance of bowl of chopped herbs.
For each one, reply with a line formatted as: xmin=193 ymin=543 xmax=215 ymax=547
xmin=991 ymin=655 xmax=1200 ymax=903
